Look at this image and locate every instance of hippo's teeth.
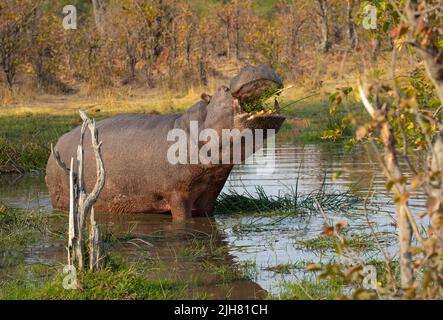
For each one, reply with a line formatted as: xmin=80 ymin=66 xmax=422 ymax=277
xmin=247 ymin=115 xmax=256 ymax=121
xmin=233 ymin=99 xmax=242 ymax=114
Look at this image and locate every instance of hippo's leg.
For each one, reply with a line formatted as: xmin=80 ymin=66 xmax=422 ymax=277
xmin=193 ymin=194 xmax=216 ymax=217
xmin=193 ymin=182 xmax=227 ymax=217
xmin=194 ymin=204 xmax=216 ymax=217
xmin=169 ymin=192 xmax=192 ymax=221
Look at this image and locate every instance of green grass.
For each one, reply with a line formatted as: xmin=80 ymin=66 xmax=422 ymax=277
xmin=264 ymin=261 xmax=309 ymax=274
xmin=272 ymin=277 xmax=344 ymax=300
xmin=202 ymin=260 xmax=249 ymax=283
xmin=267 ymin=259 xmax=400 ymax=299
xmin=0 ymin=205 xmax=187 ymax=300
xmin=0 ymin=113 xmax=87 ymax=173
xmin=297 ymin=234 xmax=375 ymax=253
xmin=0 ymin=204 xmax=52 ymax=252
xmin=278 ymin=98 xmax=358 ymax=143
xmin=179 ymin=236 xmax=228 ymax=261
xmin=215 ymin=185 xmax=360 ymax=216
xmin=0 ymin=264 xmax=193 ymax=300
xmin=0 ymin=204 xmax=254 ymax=299
xmin=0 ymin=204 xmax=66 ymax=270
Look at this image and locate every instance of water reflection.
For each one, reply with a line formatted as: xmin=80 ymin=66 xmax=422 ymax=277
xmin=222 ymin=143 xmax=426 ymax=293
xmin=96 ymin=214 xmax=265 ymax=299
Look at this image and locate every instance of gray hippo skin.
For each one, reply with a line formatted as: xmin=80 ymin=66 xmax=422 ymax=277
xmin=46 ymin=64 xmax=285 ymax=220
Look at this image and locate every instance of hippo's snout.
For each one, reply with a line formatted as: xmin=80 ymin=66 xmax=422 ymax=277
xmin=219 ymin=85 xmax=230 ymax=93
xmin=227 ymin=64 xmax=285 ymax=132
xmin=230 ymin=64 xmax=283 ymax=106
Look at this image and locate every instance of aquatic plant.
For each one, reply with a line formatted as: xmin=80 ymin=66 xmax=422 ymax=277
xmin=215 ymin=184 xmax=360 ymax=216
xmin=271 ymin=276 xmax=345 ymax=300
xmin=0 ymin=204 xmax=48 ymax=252
xmin=297 ymin=233 xmax=376 ymax=253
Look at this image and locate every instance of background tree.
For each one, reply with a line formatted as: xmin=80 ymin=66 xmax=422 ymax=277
xmin=0 ymin=0 xmax=37 ymax=88
xmin=346 ymin=0 xmax=358 ymax=49
xmin=316 ymin=0 xmax=331 ymax=53
xmin=91 ymin=0 xmax=107 ymax=34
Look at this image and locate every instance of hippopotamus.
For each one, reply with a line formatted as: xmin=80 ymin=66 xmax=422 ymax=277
xmin=46 ymin=64 xmax=285 ymax=220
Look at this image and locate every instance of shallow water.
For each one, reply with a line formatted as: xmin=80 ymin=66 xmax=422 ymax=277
xmin=0 ymin=142 xmax=427 ymax=296
xmin=223 ymin=143 xmax=427 ymax=293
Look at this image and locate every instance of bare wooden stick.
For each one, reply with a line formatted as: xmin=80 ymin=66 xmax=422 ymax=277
xmin=51 ymin=144 xmax=70 ymax=175
xmin=53 ymin=111 xmax=106 ymax=273
xmin=67 ymin=157 xmax=75 ymax=266
xmin=89 ymin=207 xmax=102 ymax=271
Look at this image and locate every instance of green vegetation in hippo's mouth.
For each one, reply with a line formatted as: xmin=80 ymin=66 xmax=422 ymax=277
xmin=241 ymin=87 xmax=282 ymax=113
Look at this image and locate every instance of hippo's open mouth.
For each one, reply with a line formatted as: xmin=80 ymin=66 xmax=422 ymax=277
xmin=229 ymin=64 xmax=285 ymax=131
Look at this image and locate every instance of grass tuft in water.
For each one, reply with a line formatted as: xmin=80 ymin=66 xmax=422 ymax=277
xmin=215 ymin=185 xmax=360 ymax=216
xmin=0 ymin=204 xmax=50 ymax=252
xmin=264 ymin=261 xmax=310 ymax=274
xmin=272 ymin=276 xmax=344 ymax=300
xmin=297 ymin=233 xmax=375 ymax=253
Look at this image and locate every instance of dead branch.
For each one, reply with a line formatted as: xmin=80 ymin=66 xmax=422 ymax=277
xmin=53 ymin=111 xmax=106 ymax=273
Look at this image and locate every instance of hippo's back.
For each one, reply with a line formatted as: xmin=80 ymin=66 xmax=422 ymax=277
xmin=46 ymin=113 xmax=182 ymax=212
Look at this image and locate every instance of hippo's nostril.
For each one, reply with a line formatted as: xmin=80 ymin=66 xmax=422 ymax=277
xmin=219 ymin=85 xmax=230 ymax=92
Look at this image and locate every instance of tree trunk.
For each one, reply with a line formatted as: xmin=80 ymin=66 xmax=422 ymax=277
xmin=92 ymin=0 xmax=107 ymax=34
xmin=346 ymin=0 xmax=357 ymax=49
xmin=317 ymin=0 xmax=331 ymax=53
xmin=217 ymin=13 xmax=231 ymax=58
xmin=370 ymin=36 xmax=380 ymax=62
xmin=233 ymin=1 xmax=241 ymax=60
xmin=185 ymin=22 xmax=195 ymax=64
xmin=126 ymin=43 xmax=137 ymax=80
xmin=199 ymin=38 xmax=208 ymax=87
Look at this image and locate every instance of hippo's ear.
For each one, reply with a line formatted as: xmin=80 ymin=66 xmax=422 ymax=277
xmin=204 ymin=103 xmax=234 ymax=133
xmin=175 ymin=100 xmax=208 ymax=133
xmin=201 ymin=93 xmax=212 ymax=103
